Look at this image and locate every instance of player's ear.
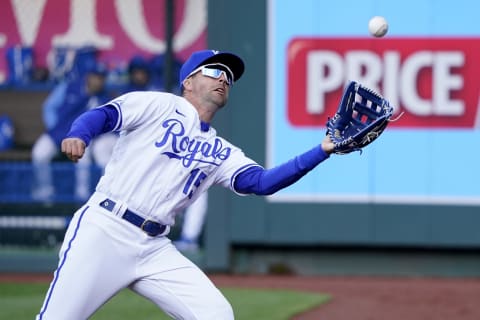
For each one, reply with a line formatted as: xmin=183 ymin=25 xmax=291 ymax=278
xmin=182 ymin=78 xmax=193 ymax=91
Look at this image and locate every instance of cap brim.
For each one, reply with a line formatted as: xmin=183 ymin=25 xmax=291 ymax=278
xmin=195 ymin=52 xmax=245 ymax=82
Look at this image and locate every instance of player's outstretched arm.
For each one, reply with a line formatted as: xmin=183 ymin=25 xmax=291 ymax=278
xmin=234 ymin=140 xmax=333 ymax=196
xmin=61 ymin=137 xmax=86 ymax=162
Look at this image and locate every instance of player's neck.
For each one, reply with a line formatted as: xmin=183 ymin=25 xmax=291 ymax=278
xmin=194 ymin=104 xmax=216 ymax=123
xmin=184 ymin=95 xmax=219 ymax=123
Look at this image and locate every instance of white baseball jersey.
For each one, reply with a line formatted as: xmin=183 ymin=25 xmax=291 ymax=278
xmin=95 ymin=91 xmax=258 ymax=226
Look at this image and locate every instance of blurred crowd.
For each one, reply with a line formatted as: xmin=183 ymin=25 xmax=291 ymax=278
xmin=0 ymin=46 xmax=184 ymax=155
xmin=22 ymin=46 xmax=183 ymax=202
xmin=3 ymin=45 xmax=183 ymax=94
xmin=1 ymin=45 xmax=206 ymax=251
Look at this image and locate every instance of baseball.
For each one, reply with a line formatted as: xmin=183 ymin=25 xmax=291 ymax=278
xmin=368 ymin=16 xmax=388 ymax=37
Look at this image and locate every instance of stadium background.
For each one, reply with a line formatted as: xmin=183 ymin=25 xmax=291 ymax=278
xmin=0 ymin=0 xmax=479 ymax=280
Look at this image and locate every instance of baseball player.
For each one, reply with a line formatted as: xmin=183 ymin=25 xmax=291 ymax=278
xmin=36 ymin=49 xmax=335 ymax=320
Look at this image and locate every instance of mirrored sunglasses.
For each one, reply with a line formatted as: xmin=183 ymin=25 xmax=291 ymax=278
xmin=189 ymin=63 xmax=234 ymax=86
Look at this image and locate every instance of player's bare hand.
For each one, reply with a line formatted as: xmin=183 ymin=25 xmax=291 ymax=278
xmin=61 ymin=138 xmax=86 ymax=162
xmin=321 ymin=135 xmax=335 ymax=155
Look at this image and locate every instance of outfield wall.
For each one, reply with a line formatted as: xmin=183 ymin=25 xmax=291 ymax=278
xmin=204 ymin=0 xmax=480 ymax=271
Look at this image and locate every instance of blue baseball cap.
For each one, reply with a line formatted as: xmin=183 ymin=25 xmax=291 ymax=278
xmin=179 ymin=50 xmax=245 ymax=87
xmin=128 ymin=55 xmax=150 ymax=72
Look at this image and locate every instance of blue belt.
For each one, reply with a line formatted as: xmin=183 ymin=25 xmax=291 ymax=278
xmin=99 ymin=199 xmax=166 ymax=237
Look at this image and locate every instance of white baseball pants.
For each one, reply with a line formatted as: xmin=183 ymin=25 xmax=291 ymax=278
xmin=36 ymin=192 xmax=233 ymax=320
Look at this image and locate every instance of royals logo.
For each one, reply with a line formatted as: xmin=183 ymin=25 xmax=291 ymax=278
xmin=155 ymin=118 xmax=231 ymax=167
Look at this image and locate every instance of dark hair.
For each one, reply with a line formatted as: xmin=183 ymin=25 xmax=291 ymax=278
xmin=128 ymin=55 xmax=150 ymax=73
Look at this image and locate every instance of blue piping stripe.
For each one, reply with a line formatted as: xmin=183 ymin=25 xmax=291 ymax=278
xmin=38 ymin=206 xmax=89 ymax=319
xmin=112 ymin=101 xmax=123 ymax=131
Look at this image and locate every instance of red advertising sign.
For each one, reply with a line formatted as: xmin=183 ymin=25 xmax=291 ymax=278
xmin=287 ymin=38 xmax=480 ymax=128
xmin=0 ymin=0 xmax=206 ymax=82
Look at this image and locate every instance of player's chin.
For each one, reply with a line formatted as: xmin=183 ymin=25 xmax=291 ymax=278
xmin=216 ymin=100 xmax=227 ymax=109
xmin=211 ymin=92 xmax=228 ymax=107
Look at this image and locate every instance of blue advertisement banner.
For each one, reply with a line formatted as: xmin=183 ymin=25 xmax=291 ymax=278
xmin=267 ymin=0 xmax=480 ymax=204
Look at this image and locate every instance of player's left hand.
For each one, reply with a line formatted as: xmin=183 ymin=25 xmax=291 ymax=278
xmin=61 ymin=137 xmax=86 ymax=162
xmin=326 ymin=81 xmax=394 ymax=155
xmin=321 ymin=135 xmax=335 ymax=155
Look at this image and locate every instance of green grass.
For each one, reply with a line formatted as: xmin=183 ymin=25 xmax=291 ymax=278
xmin=0 ymin=282 xmax=330 ymax=320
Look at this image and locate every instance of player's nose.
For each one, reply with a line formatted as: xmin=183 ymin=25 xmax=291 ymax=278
xmin=219 ymin=73 xmax=231 ymax=86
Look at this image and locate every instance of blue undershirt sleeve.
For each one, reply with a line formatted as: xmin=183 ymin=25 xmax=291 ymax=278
xmin=234 ymin=145 xmax=330 ymax=195
xmin=65 ymin=105 xmax=119 ymax=146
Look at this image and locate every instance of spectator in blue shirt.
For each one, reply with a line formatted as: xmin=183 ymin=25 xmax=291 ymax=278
xmin=31 ymin=63 xmax=112 ymax=202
